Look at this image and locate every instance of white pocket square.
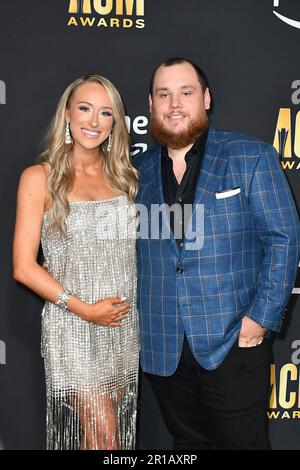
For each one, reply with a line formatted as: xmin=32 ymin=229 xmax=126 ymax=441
xmin=215 ymin=187 xmax=241 ymax=199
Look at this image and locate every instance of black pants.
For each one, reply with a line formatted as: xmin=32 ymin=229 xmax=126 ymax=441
xmin=145 ymin=336 xmax=271 ymax=450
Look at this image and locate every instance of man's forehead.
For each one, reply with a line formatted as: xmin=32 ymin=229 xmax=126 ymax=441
xmin=153 ymin=63 xmax=200 ymax=87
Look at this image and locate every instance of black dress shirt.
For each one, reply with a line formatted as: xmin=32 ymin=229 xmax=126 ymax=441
xmin=161 ymin=130 xmax=208 ymax=248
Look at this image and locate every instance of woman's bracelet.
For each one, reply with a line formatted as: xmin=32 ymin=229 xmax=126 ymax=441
xmin=55 ymin=288 xmax=72 ymax=310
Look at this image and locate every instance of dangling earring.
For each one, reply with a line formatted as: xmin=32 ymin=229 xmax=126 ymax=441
xmin=65 ymin=122 xmax=72 ymax=145
xmin=107 ymin=133 xmax=112 ymax=152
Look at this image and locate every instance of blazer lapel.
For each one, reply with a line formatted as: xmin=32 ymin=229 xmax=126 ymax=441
xmin=141 ymin=135 xmax=228 ymax=258
xmin=144 ymin=148 xmax=179 ymax=257
xmin=182 ymin=138 xmax=228 ymax=257
xmin=194 ymin=139 xmax=228 ymax=211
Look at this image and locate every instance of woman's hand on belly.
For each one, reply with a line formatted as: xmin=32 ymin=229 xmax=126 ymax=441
xmin=81 ymin=297 xmax=130 ymax=327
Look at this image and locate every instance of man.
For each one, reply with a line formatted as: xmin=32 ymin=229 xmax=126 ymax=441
xmin=134 ymin=57 xmax=300 ymax=449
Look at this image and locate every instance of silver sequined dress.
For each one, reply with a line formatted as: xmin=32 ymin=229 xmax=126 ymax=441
xmin=41 ymin=195 xmax=139 ymax=450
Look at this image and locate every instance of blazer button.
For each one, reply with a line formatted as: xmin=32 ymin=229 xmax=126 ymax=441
xmin=176 ymin=267 xmax=184 ymax=274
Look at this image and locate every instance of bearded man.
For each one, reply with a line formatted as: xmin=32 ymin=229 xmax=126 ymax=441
xmin=134 ymin=57 xmax=300 ymax=449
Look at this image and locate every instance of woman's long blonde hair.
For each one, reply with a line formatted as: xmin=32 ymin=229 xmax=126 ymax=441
xmin=38 ymin=74 xmax=139 ymax=236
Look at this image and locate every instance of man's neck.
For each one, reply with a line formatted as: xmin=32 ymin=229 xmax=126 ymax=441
xmin=167 ymin=143 xmax=194 ymax=162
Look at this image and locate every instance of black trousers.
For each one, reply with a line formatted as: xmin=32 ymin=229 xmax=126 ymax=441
xmin=145 ymin=336 xmax=272 ymax=450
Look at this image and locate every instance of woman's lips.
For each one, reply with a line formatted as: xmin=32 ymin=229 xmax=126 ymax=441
xmin=81 ymin=128 xmax=101 ymax=138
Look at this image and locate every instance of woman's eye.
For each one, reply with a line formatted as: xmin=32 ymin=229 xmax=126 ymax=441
xmin=79 ymin=106 xmax=90 ymax=112
xmin=101 ymin=111 xmax=113 ymax=117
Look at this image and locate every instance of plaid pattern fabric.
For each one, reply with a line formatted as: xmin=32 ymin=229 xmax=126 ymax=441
xmin=134 ymin=127 xmax=300 ymax=373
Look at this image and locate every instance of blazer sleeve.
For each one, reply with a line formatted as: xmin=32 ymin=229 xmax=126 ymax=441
xmin=246 ymin=144 xmax=300 ymax=331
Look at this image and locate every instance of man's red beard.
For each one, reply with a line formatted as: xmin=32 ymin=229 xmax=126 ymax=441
xmin=150 ymin=112 xmax=209 ymax=150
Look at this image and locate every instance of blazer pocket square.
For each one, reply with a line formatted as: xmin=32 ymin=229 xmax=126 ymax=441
xmin=215 ymin=187 xmax=241 ymax=199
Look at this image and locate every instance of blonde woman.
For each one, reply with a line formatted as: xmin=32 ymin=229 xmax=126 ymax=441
xmin=13 ymin=75 xmax=140 ymax=450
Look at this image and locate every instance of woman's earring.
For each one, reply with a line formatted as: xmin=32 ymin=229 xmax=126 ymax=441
xmin=65 ymin=122 xmax=72 ymax=145
xmin=107 ymin=133 xmax=112 ymax=152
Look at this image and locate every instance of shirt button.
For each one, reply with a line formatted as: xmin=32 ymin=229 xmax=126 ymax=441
xmin=177 ymin=197 xmax=183 ymax=203
xmin=176 ymin=267 xmax=184 ymax=274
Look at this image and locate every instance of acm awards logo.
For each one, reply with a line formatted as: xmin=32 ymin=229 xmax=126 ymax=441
xmin=273 ymin=1 xmax=300 ymax=29
xmin=273 ymin=81 xmax=300 ymax=170
xmin=0 ymin=80 xmax=6 ymax=105
xmin=268 ymin=342 xmax=300 ymax=420
xmin=68 ymin=0 xmax=145 ymax=29
xmin=268 ymin=365 xmax=300 ymax=419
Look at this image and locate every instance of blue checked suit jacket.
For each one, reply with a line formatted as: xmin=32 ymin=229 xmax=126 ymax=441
xmin=134 ymin=126 xmax=300 ymax=373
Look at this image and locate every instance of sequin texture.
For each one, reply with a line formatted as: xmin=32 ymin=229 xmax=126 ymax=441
xmin=41 ymin=195 xmax=139 ymax=450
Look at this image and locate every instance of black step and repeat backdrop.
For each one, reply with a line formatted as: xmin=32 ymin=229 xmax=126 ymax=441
xmin=1 ymin=0 xmax=300 ymax=450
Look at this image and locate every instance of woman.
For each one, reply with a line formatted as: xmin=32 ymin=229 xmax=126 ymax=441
xmin=13 ymin=75 xmax=140 ymax=450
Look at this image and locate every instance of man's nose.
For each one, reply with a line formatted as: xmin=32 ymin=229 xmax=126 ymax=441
xmin=170 ymin=94 xmax=182 ymax=108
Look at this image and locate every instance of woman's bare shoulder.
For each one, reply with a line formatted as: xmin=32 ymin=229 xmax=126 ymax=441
xmin=18 ymin=164 xmax=52 ymax=211
xmin=19 ymin=163 xmax=49 ymax=183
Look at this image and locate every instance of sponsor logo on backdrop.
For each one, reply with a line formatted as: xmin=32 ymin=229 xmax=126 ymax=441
xmin=126 ymin=114 xmax=148 ymax=156
xmin=273 ymin=80 xmax=300 ymax=170
xmin=292 ymin=340 xmax=300 ymax=365
xmin=68 ymin=0 xmax=145 ymax=29
xmin=273 ymin=1 xmax=300 ymax=29
xmin=0 ymin=340 xmax=6 ymax=365
xmin=0 ymin=80 xmax=6 ymax=104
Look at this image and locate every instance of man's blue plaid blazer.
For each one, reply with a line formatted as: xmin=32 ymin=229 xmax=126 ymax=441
xmin=134 ymin=126 xmax=300 ymax=373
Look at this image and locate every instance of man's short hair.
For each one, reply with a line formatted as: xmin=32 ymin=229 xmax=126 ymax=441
xmin=149 ymin=57 xmax=210 ymax=96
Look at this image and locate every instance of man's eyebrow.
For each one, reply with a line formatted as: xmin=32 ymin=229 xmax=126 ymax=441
xmin=155 ymin=87 xmax=170 ymax=93
xmin=155 ymin=85 xmax=196 ymax=93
